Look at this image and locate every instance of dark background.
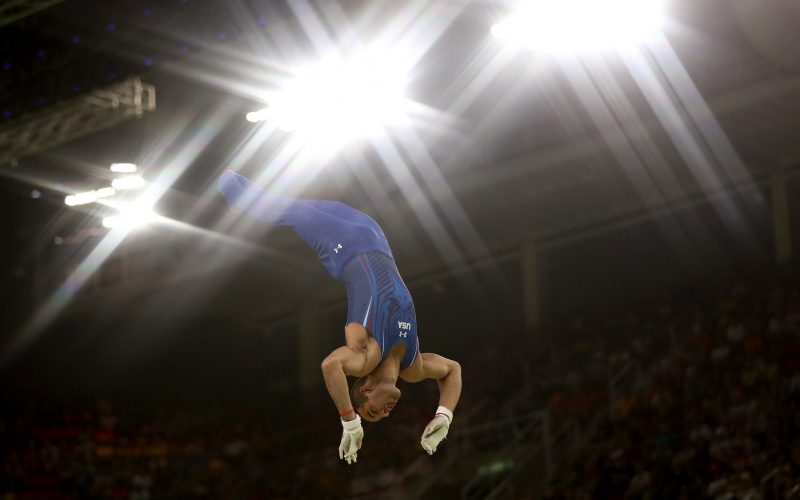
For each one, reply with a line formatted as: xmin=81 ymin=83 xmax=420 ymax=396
xmin=0 ymin=0 xmax=797 ymax=411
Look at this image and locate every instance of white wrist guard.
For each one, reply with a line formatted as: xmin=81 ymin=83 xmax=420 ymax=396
xmin=435 ymin=406 xmax=453 ymax=424
xmin=341 ymin=414 xmax=362 ymax=430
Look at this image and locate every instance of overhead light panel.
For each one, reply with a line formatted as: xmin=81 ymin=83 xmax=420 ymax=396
xmin=110 ymin=163 xmax=138 ymax=173
xmin=95 ymin=187 xmax=116 ymax=198
xmin=248 ymin=47 xmax=413 ymax=146
xmin=64 ymin=187 xmax=117 ymax=206
xmin=102 ymin=213 xmax=154 ymax=229
xmin=111 ymin=175 xmax=146 ymax=190
xmin=65 ymin=192 xmax=95 ymax=207
xmin=102 ymin=202 xmax=157 ymax=230
xmin=246 ymin=109 xmax=269 ymax=123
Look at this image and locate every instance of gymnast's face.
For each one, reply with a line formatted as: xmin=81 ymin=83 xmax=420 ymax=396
xmin=358 ymin=383 xmax=401 ymax=422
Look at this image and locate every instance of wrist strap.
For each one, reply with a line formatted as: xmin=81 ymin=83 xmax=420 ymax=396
xmin=339 ymin=408 xmax=354 ymax=416
xmin=435 ymin=405 xmax=453 ymax=424
xmin=341 ymin=414 xmax=362 ymax=430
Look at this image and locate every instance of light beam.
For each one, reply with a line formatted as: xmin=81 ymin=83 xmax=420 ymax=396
xmin=492 ymin=0 xmax=665 ymax=54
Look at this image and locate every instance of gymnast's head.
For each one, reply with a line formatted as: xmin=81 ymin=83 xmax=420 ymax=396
xmin=351 ymin=375 xmax=401 ymax=422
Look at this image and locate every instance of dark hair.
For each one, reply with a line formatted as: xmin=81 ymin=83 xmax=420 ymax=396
xmin=350 ymin=377 xmax=369 ymax=410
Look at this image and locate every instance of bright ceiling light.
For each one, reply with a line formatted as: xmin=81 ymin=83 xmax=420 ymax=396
xmin=111 ymin=175 xmax=146 ymax=190
xmin=246 ymin=109 xmax=268 ymax=123
xmin=65 ymin=192 xmax=94 ymax=206
xmin=492 ymin=0 xmax=665 ymax=54
xmin=64 ymin=187 xmax=117 ymax=206
xmin=251 ymin=48 xmax=412 ymax=145
xmin=102 ymin=213 xmax=149 ymax=229
xmin=96 ymin=187 xmax=116 ymax=198
xmin=110 ymin=162 xmax=138 ymax=173
xmin=102 ymin=202 xmax=157 ymax=230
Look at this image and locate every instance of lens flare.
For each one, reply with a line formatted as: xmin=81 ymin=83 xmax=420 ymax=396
xmin=249 ymin=48 xmax=412 ymax=148
xmin=492 ymin=0 xmax=665 ymax=54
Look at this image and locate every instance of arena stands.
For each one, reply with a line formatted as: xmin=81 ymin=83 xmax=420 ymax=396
xmin=2 ymin=274 xmax=799 ymax=499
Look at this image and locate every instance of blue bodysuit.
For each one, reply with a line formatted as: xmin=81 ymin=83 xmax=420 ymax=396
xmin=217 ymin=171 xmax=419 ymax=369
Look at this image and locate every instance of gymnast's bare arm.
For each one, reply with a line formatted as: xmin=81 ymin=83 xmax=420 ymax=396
xmin=400 ymin=353 xmax=462 ymax=412
xmin=321 ymin=323 xmax=379 ymax=420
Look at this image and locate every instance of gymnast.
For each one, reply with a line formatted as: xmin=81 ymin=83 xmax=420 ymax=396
xmin=217 ymin=170 xmax=461 ymax=464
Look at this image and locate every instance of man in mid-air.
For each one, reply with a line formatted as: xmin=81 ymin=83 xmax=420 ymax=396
xmin=217 ymin=170 xmax=461 ymax=464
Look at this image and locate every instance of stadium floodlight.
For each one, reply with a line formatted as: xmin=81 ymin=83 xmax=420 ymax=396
xmin=110 ymin=162 xmax=138 ymax=173
xmin=65 ymin=192 xmax=95 ymax=206
xmin=245 ymin=109 xmax=269 ymax=123
xmin=64 ymin=187 xmax=117 ymax=206
xmin=248 ymin=48 xmax=411 ymax=145
xmin=101 ymin=203 xmax=157 ymax=230
xmin=111 ymin=175 xmax=146 ymax=190
xmin=95 ymin=187 xmax=116 ymax=198
xmin=491 ymin=0 xmax=665 ymax=54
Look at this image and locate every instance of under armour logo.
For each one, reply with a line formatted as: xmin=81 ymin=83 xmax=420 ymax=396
xmin=399 ymin=332 xmax=408 ymax=338
xmin=334 ymin=243 xmax=343 ymax=254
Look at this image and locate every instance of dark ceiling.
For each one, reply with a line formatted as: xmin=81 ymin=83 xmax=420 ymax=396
xmin=0 ymin=0 xmax=798 ymax=330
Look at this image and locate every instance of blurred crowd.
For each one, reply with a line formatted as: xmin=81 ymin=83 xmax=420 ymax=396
xmin=0 ymin=392 xmax=443 ymax=499
xmin=2 ymin=275 xmax=800 ymax=499
xmin=547 ymin=276 xmax=800 ymax=499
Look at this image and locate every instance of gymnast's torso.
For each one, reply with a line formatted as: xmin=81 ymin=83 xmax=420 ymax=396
xmin=216 ymin=170 xmax=420 ymax=368
xmin=341 ymin=251 xmax=419 ymax=371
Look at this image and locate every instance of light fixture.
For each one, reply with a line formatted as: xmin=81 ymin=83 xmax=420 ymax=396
xmin=247 ymin=47 xmax=412 ymax=145
xmin=103 ymin=199 xmax=159 ymax=229
xmin=95 ymin=187 xmax=116 ymax=198
xmin=64 ymin=187 xmax=116 ymax=206
xmin=102 ymin=202 xmax=157 ymax=230
xmin=65 ymin=192 xmax=94 ymax=206
xmin=110 ymin=162 xmax=138 ymax=173
xmin=245 ymin=109 xmax=270 ymax=123
xmin=111 ymin=175 xmax=146 ymax=190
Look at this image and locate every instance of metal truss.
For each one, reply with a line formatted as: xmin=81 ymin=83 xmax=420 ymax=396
xmin=0 ymin=0 xmax=66 ymax=27
xmin=0 ymin=77 xmax=155 ymax=167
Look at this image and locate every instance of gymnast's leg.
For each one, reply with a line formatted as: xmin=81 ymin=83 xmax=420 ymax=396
xmin=302 ymin=199 xmax=385 ymax=236
xmin=217 ymin=170 xmax=353 ymax=246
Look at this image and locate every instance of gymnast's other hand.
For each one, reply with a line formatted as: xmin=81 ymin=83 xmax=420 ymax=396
xmin=339 ymin=414 xmax=363 ymax=464
xmin=420 ymin=406 xmax=452 ymax=455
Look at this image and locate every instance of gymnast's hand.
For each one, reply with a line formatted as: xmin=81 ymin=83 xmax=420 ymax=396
xmin=420 ymin=406 xmax=453 ymax=455
xmin=339 ymin=414 xmax=363 ymax=464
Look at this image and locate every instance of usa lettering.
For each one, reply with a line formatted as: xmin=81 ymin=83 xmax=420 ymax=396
xmin=397 ymin=321 xmax=411 ymax=338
